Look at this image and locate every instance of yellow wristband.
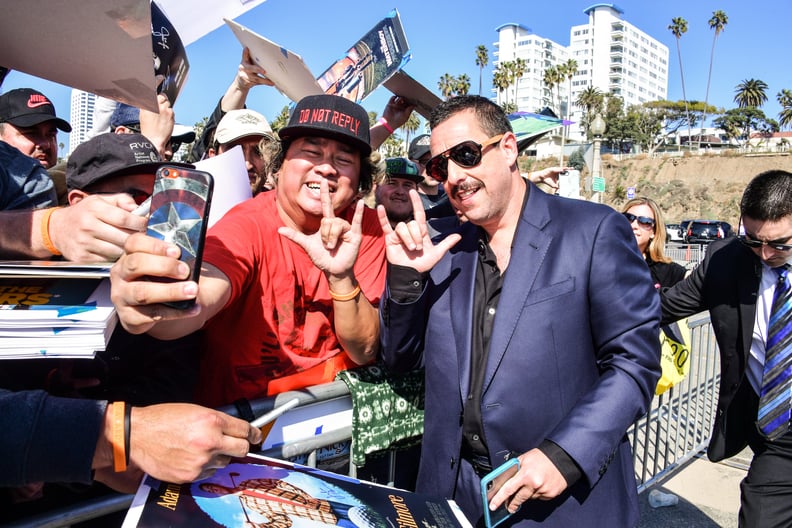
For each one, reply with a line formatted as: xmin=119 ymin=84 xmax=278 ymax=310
xmin=329 ymin=284 xmax=361 ymax=302
xmin=40 ymin=207 xmax=62 ymax=256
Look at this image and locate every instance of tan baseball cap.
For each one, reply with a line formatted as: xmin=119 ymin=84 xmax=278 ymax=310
xmin=214 ymin=109 xmax=273 ymax=145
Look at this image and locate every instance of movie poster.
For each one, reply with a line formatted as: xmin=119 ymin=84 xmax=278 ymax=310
xmin=123 ymin=455 xmax=471 ymax=528
xmin=316 ymin=9 xmax=411 ymax=104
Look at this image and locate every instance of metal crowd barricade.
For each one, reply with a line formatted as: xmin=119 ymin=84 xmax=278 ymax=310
xmin=664 ymin=243 xmax=705 ymax=270
xmin=6 ymin=316 xmax=721 ymax=527
xmin=629 ymin=312 xmax=720 ymax=492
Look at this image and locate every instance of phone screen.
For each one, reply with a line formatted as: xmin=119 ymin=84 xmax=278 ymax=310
xmin=146 ymin=166 xmax=213 ymax=309
xmin=481 ymin=458 xmax=520 ymax=528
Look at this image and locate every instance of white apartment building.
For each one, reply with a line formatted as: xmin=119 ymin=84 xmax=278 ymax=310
xmin=494 ymin=22 xmax=569 ymax=117
xmin=68 ymin=89 xmax=97 ymax=154
xmin=495 ymin=3 xmax=668 ymax=145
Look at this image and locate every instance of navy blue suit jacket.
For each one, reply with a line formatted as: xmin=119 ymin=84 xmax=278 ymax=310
xmin=381 ymin=186 xmax=661 ymax=527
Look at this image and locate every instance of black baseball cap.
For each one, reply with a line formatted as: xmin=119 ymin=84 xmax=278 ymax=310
xmin=278 ymin=94 xmax=371 ymax=155
xmin=408 ymin=134 xmax=431 ymax=161
xmin=66 ymin=133 xmax=187 ymax=190
xmin=0 ymin=88 xmax=71 ymax=132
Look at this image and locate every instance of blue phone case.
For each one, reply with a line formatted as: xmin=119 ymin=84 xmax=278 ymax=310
xmin=481 ymin=458 xmax=520 ymax=528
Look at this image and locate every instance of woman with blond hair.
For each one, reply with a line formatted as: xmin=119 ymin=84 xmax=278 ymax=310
xmin=621 ymin=197 xmax=686 ymax=289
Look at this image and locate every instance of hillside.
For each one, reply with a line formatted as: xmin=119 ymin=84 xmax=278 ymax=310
xmin=532 ymin=152 xmax=790 ymax=227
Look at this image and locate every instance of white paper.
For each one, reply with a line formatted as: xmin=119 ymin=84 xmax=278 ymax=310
xmin=194 ymin=145 xmax=252 ymax=227
xmin=157 ymin=0 xmax=268 ymax=46
xmin=0 ymin=0 xmax=161 ymax=112
xmin=224 ymin=18 xmax=324 ymax=103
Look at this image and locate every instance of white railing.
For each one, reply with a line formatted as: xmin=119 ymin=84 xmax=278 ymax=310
xmin=4 ymin=316 xmax=721 ymax=527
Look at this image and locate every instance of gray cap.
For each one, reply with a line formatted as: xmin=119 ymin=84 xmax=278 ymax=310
xmin=408 ymin=134 xmax=431 ymax=161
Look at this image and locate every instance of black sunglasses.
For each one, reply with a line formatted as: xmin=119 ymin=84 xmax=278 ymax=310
xmin=424 ymin=134 xmax=504 ymax=183
xmin=738 ymin=235 xmax=792 ymax=252
xmin=623 ymin=212 xmax=656 ymax=229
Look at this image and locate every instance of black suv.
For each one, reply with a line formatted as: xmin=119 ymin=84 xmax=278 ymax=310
xmin=684 ymin=220 xmax=733 ymax=244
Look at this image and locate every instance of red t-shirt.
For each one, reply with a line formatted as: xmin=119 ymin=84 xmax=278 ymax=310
xmin=196 ymin=192 xmax=385 ymax=407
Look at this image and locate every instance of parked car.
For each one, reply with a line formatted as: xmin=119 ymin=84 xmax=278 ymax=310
xmin=684 ymin=220 xmax=733 ymax=244
xmin=665 ymin=223 xmax=685 ymax=242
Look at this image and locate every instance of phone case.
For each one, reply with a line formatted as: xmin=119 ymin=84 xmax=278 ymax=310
xmin=146 ymin=165 xmax=213 ymax=309
xmin=481 ymin=458 xmax=520 ymax=528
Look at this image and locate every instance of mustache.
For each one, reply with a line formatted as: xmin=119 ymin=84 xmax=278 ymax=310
xmin=450 ymin=180 xmax=480 ymax=198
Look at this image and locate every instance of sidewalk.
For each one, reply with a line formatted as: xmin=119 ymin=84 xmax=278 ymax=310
xmin=638 ymin=449 xmax=751 ymax=528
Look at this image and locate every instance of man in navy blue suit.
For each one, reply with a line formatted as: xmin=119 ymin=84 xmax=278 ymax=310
xmin=378 ymin=95 xmax=661 ymax=527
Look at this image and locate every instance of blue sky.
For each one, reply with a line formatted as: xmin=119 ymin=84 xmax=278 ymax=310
xmin=3 ymin=0 xmax=789 ymax=151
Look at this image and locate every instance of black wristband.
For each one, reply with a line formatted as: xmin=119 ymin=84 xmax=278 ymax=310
xmin=124 ymin=404 xmax=132 ymax=466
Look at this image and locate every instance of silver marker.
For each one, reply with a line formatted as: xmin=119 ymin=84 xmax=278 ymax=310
xmin=250 ymin=397 xmax=300 ymax=429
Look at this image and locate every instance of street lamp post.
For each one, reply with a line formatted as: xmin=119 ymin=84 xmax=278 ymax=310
xmin=590 ymin=113 xmax=606 ymax=203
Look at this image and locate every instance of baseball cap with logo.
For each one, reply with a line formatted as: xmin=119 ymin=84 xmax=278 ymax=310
xmin=0 ymin=88 xmax=71 ymax=132
xmin=278 ymin=94 xmax=371 ymax=156
xmin=408 ymin=134 xmax=431 ymax=161
xmin=111 ymin=103 xmax=196 ymax=144
xmin=66 ymin=132 xmax=186 ymax=190
xmin=214 ymin=109 xmax=273 ymax=145
xmin=384 ymin=157 xmax=423 ymax=184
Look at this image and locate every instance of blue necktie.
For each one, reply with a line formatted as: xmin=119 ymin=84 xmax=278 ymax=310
xmin=758 ymin=264 xmax=792 ymax=440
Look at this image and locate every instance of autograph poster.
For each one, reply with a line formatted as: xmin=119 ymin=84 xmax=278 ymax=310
xmin=123 ymin=455 xmax=471 ymax=528
xmin=316 ymin=9 xmax=411 ymax=104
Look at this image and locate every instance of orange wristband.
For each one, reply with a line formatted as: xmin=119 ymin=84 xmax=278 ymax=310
xmin=40 ymin=207 xmax=62 ymax=256
xmin=329 ymin=284 xmax=361 ymax=302
xmin=111 ymin=401 xmax=127 ymax=472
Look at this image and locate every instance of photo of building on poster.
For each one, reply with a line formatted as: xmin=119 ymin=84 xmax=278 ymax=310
xmin=125 ymin=455 xmax=470 ymax=528
xmin=316 ymin=9 xmax=411 ymax=104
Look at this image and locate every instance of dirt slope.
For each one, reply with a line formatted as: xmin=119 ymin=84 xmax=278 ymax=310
xmin=597 ymin=152 xmax=789 ymax=226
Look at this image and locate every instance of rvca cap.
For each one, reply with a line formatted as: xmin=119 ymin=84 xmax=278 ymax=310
xmin=66 ymin=133 xmax=174 ymax=190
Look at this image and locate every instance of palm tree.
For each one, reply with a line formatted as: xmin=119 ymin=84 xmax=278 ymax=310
xmin=699 ymin=10 xmax=728 ymax=147
xmin=403 ymin=112 xmax=421 ymax=151
xmin=734 ymin=79 xmax=769 ymax=145
xmin=576 ymin=86 xmax=604 ymax=138
xmin=270 ymin=105 xmax=290 ymax=132
xmin=562 ymin=59 xmax=578 ymax=118
xmin=777 ymin=89 xmax=792 ymax=129
xmin=542 ymin=65 xmax=564 ymax=115
xmin=559 ymin=59 xmax=578 ymax=163
xmin=734 ymin=78 xmax=769 ymax=108
xmin=438 ymin=73 xmax=456 ymax=99
xmin=512 ymin=58 xmax=527 ymax=110
xmin=668 ymin=17 xmax=692 ymax=149
xmin=475 ymin=45 xmax=489 ymax=96
xmin=454 ymin=74 xmax=471 ymax=96
xmin=492 ymin=66 xmax=510 ymax=105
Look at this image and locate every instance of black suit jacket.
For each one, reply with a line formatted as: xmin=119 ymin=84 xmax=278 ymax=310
xmin=661 ymin=237 xmax=762 ymax=461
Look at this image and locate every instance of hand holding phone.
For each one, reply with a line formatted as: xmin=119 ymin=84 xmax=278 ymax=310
xmin=481 ymin=458 xmax=520 ymax=528
xmin=146 ymin=165 xmax=213 ymax=309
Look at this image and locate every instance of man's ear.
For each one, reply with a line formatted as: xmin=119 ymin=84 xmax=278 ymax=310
xmin=67 ymin=189 xmax=89 ymax=206
xmin=207 ymin=147 xmax=217 ymax=158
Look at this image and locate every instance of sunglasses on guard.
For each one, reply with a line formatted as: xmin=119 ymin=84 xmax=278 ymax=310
xmin=424 ymin=134 xmax=504 ymax=183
